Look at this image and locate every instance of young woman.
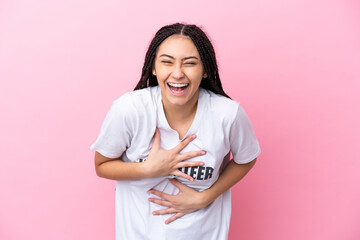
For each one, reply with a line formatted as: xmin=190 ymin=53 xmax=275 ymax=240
xmin=91 ymin=23 xmax=260 ymax=240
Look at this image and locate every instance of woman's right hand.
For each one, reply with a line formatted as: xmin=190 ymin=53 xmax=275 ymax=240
xmin=143 ymin=128 xmax=206 ymax=181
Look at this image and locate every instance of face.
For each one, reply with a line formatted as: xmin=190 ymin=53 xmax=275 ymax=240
xmin=153 ymin=34 xmax=207 ymax=109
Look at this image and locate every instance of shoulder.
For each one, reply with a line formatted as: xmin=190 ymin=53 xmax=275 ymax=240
xmin=112 ymin=86 xmax=159 ymax=110
xmin=110 ymin=86 xmax=160 ymax=120
xmin=200 ymin=88 xmax=239 ymax=121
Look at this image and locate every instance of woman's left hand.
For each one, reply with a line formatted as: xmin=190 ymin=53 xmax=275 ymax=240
xmin=148 ymin=178 xmax=210 ymax=224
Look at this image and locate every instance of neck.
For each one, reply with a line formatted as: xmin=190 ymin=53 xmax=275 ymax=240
xmin=162 ymin=92 xmax=199 ymax=123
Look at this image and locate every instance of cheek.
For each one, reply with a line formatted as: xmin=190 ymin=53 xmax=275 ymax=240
xmin=156 ymin=73 xmax=168 ymax=84
xmin=188 ymin=69 xmax=204 ymax=83
xmin=155 ymin=66 xmax=171 ymax=80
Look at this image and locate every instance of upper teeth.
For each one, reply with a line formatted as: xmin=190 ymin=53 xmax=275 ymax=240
xmin=168 ymin=83 xmax=189 ymax=87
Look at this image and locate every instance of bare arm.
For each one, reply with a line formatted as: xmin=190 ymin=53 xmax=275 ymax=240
xmin=149 ymin=158 xmax=257 ymax=223
xmin=200 ymin=158 xmax=256 ymax=205
xmin=95 ymin=129 xmax=207 ymax=181
xmin=94 ymin=152 xmax=149 ymax=180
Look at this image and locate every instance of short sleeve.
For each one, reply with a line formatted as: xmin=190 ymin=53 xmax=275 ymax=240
xmin=90 ymin=97 xmax=133 ymax=159
xmin=230 ymin=105 xmax=261 ymax=164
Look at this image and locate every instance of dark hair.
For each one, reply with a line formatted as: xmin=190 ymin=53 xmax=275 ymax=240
xmin=134 ymin=23 xmax=230 ymax=98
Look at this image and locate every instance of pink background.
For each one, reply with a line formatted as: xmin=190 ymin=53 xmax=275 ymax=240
xmin=1 ymin=0 xmax=359 ymax=239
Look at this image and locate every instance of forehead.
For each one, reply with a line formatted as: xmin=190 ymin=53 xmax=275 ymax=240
xmin=156 ymin=34 xmax=200 ymax=57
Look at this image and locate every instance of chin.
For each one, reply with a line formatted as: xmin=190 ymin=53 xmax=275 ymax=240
xmin=167 ymin=97 xmax=189 ymax=106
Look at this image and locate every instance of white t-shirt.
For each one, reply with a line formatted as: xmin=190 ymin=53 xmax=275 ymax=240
xmin=90 ymin=86 xmax=261 ymax=240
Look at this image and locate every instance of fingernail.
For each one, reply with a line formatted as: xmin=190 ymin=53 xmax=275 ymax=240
xmin=200 ymin=162 xmax=204 ymax=166
xmin=152 ymin=211 xmax=157 ymax=215
xmin=202 ymin=151 xmax=206 ymax=154
xmin=191 ymin=134 xmax=197 ymax=139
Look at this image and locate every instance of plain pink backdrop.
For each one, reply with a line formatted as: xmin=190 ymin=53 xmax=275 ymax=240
xmin=1 ymin=0 xmax=359 ymax=239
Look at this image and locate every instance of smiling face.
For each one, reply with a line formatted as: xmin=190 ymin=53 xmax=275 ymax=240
xmin=153 ymin=34 xmax=207 ymax=110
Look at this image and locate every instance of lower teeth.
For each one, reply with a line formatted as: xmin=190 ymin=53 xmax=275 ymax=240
xmin=172 ymin=89 xmax=184 ymax=93
xmin=170 ymin=86 xmax=187 ymax=93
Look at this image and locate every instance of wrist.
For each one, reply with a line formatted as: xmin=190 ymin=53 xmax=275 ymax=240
xmin=139 ymin=161 xmax=154 ymax=179
xmin=197 ymin=190 xmax=215 ymax=208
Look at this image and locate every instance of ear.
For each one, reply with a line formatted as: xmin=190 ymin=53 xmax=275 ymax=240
xmin=203 ymin=72 xmax=208 ymax=78
xmin=152 ymin=69 xmax=156 ymax=75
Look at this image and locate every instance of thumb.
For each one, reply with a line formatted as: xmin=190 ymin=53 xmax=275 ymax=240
xmin=168 ymin=178 xmax=188 ymax=190
xmin=152 ymin=128 xmax=161 ymax=149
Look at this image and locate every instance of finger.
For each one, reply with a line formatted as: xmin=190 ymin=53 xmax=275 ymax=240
xmin=151 ymin=207 xmax=177 ymax=215
xmin=168 ymin=178 xmax=188 ymax=190
xmin=171 ymin=170 xmax=194 ymax=181
xmin=175 ymin=160 xmax=205 ymax=169
xmin=165 ymin=212 xmax=185 ymax=224
xmin=173 ymin=134 xmax=196 ymax=153
xmin=149 ymin=189 xmax=172 ymax=200
xmin=178 ymin=150 xmax=206 ymax=161
xmin=152 ymin=128 xmax=161 ymax=149
xmin=148 ymin=197 xmax=171 ymax=208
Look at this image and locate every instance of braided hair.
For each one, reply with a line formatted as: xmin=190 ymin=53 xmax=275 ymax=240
xmin=134 ymin=23 xmax=230 ymax=99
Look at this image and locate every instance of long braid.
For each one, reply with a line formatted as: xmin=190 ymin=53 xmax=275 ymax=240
xmin=134 ymin=23 xmax=230 ymax=99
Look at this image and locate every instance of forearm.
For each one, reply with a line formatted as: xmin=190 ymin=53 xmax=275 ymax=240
xmin=199 ymin=158 xmax=257 ymax=206
xmin=95 ymin=158 xmax=150 ymax=180
xmin=94 ymin=144 xmax=205 ymax=181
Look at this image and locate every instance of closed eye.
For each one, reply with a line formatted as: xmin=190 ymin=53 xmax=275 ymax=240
xmin=184 ymin=62 xmax=196 ymax=65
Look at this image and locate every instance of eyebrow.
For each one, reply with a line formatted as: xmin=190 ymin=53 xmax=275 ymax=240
xmin=159 ymin=54 xmax=199 ymax=61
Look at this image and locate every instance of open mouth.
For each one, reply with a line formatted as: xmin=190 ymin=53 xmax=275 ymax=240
xmin=167 ymin=82 xmax=189 ymax=95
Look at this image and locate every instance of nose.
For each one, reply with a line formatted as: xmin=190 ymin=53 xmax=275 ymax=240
xmin=171 ymin=64 xmax=185 ymax=80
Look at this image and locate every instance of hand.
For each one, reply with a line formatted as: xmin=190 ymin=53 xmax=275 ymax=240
xmin=148 ymin=178 xmax=210 ymax=224
xmin=144 ymin=128 xmax=206 ymax=181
